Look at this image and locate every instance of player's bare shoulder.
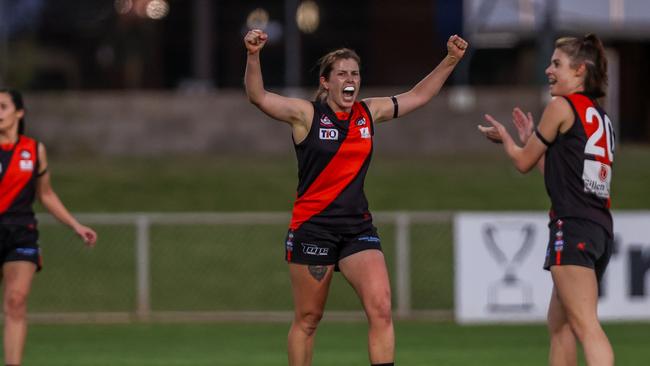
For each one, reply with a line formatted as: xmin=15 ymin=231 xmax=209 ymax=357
xmin=542 ymin=96 xmax=574 ymax=132
xmin=362 ymin=96 xmax=394 ymax=124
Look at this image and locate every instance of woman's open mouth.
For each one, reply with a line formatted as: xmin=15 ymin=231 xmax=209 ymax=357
xmin=342 ymin=86 xmax=355 ymax=101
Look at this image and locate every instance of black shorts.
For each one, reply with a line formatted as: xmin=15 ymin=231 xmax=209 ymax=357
xmin=284 ymin=224 xmax=382 ymax=267
xmin=0 ymin=225 xmax=42 ymax=271
xmin=543 ymin=218 xmax=612 ymax=282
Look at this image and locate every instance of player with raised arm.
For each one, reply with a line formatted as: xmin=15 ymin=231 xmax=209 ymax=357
xmin=245 ymin=29 xmax=467 ymax=366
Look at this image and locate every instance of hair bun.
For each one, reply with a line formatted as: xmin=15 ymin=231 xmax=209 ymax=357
xmin=582 ymin=33 xmax=601 ymax=48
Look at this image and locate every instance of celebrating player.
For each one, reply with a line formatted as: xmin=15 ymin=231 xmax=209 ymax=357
xmin=244 ymin=29 xmax=467 ymax=366
xmin=479 ymin=34 xmax=614 ymax=366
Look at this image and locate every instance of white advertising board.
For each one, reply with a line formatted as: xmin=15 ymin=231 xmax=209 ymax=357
xmin=454 ymin=212 xmax=650 ymax=323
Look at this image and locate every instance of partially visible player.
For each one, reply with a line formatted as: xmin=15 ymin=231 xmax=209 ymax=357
xmin=245 ymin=29 xmax=467 ymax=366
xmin=479 ymin=34 xmax=614 ymax=366
xmin=0 ymin=89 xmax=97 ymax=365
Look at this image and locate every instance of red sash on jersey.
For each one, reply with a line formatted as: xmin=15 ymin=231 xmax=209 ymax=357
xmin=290 ymin=102 xmax=372 ymax=230
xmin=0 ymin=136 xmax=38 ymax=214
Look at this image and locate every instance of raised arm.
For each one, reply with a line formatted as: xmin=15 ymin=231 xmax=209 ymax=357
xmin=478 ymin=97 xmax=572 ymax=173
xmin=36 ymin=143 xmax=97 ymax=246
xmin=364 ymin=35 xmax=468 ymax=123
xmin=244 ymin=29 xmax=312 ymax=140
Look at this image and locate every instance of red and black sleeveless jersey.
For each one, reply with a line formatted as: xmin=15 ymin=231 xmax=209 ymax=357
xmin=289 ymin=101 xmax=375 ymax=231
xmin=0 ymin=135 xmax=40 ymax=226
xmin=544 ymin=93 xmax=614 ymax=235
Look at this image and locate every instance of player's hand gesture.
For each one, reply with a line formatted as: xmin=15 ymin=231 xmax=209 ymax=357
xmin=447 ymin=35 xmax=468 ymax=63
xmin=478 ymin=114 xmax=507 ymax=144
xmin=74 ymin=224 xmax=97 ymax=247
xmin=244 ymin=29 xmax=268 ymax=55
xmin=512 ymin=107 xmax=534 ymax=144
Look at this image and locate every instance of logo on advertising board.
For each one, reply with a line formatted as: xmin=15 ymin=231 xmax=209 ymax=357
xmin=483 ymin=222 xmax=536 ymax=312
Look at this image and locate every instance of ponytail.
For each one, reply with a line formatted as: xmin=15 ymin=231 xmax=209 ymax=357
xmin=555 ymin=33 xmax=608 ymax=98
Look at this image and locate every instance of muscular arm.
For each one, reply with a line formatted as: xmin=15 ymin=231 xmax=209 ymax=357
xmin=364 ymin=35 xmax=468 ymax=123
xmin=244 ymin=29 xmax=313 ymax=141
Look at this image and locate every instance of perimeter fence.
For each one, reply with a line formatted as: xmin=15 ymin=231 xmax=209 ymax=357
xmin=30 ymin=211 xmax=454 ymax=323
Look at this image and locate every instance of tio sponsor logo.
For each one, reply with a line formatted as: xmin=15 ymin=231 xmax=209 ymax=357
xmin=319 ymin=128 xmax=338 ymax=140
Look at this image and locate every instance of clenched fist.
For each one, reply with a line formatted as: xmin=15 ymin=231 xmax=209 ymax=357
xmin=244 ymin=29 xmax=268 ymax=55
xmin=447 ymin=34 xmax=468 ymax=64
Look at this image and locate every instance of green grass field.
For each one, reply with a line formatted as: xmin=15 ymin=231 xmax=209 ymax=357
xmin=24 ymin=322 xmax=650 ymax=365
xmin=27 ymin=147 xmax=648 ymax=312
xmin=15 ymin=147 xmax=650 ymax=363
xmin=29 ymin=222 xmax=453 ymax=312
xmin=47 ymin=146 xmax=650 ymax=212
xmin=29 ymin=147 xmax=650 ymax=310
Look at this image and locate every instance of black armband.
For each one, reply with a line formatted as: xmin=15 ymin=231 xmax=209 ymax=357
xmin=37 ymin=168 xmax=48 ymax=177
xmin=534 ymin=128 xmax=552 ymax=147
xmin=391 ymin=96 xmax=399 ymax=119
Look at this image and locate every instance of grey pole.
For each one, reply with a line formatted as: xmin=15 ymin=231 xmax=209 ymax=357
xmin=537 ymin=0 xmax=556 ymax=85
xmin=0 ymin=0 xmax=7 ymax=85
xmin=457 ymin=0 xmax=500 ymax=86
xmin=395 ymin=212 xmax=412 ymax=318
xmin=193 ymin=0 xmax=214 ymax=88
xmin=136 ymin=215 xmax=151 ymax=321
xmin=284 ymin=0 xmax=301 ymax=88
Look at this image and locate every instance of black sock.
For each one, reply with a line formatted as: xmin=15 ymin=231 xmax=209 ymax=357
xmin=371 ymin=363 xmax=394 ymax=366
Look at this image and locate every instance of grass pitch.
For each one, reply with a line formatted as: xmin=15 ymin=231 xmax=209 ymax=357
xmin=24 ymin=321 xmax=650 ymax=365
xmin=46 ymin=146 xmax=650 ymax=212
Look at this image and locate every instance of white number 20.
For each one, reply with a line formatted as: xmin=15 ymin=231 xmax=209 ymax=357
xmin=584 ymin=107 xmax=615 ymax=162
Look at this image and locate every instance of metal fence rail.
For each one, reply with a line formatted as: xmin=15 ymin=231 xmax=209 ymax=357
xmin=33 ymin=211 xmax=453 ymax=323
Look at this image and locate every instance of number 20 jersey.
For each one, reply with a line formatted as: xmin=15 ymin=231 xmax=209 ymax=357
xmin=289 ymin=101 xmax=374 ymax=231
xmin=545 ymin=93 xmax=614 ymax=235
